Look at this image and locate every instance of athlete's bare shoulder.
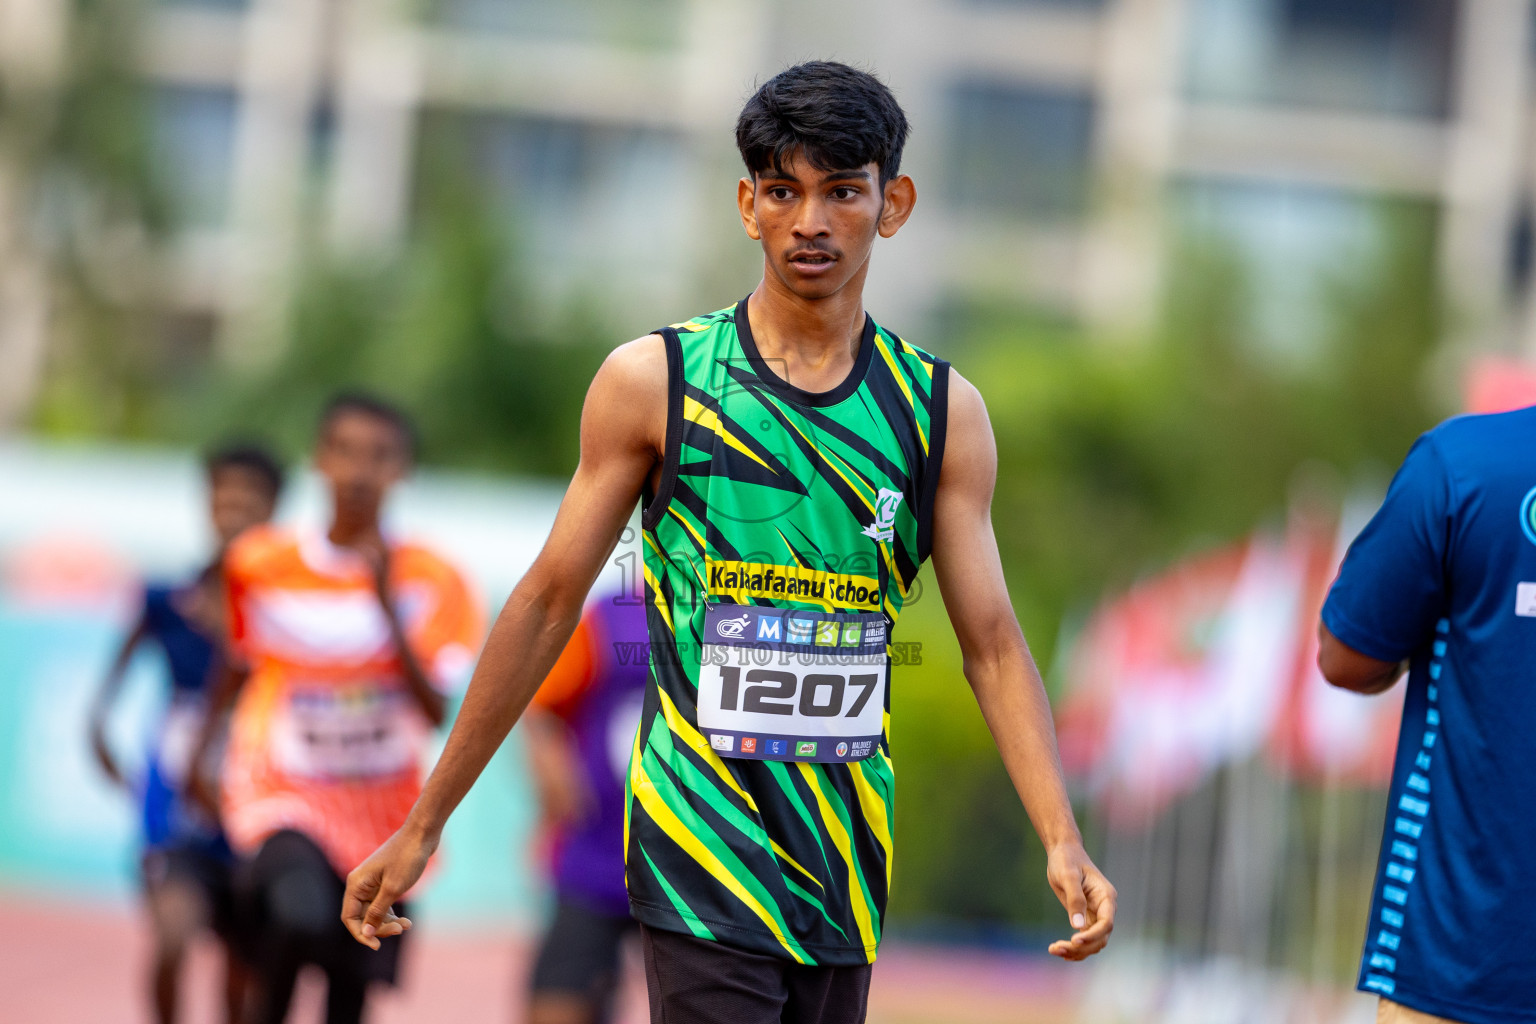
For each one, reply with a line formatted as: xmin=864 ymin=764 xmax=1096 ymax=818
xmin=601 ymin=333 xmax=667 ymax=389
xmin=583 ymin=333 xmax=669 ymax=462
xmin=935 ymin=369 xmax=998 ymax=499
xmin=944 ymin=370 xmax=992 ymax=444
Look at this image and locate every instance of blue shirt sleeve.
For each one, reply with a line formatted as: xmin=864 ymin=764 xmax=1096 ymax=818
xmin=1322 ymin=433 xmax=1453 ymax=662
xmin=141 ymin=584 xmax=169 ymax=637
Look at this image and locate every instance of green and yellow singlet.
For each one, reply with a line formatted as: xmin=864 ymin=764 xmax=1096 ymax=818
xmin=625 ymin=298 xmax=950 ymax=965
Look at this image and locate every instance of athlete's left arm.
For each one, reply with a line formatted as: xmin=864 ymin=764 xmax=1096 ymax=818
xmin=929 ymin=371 xmax=1116 ymax=961
xmin=360 ymin=543 xmax=446 ymax=727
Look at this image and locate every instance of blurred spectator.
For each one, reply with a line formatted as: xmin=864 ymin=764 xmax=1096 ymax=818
xmin=87 ymin=442 xmax=285 ymax=1024
xmin=523 ymin=589 xmax=647 ymax=1024
xmin=192 ymin=393 xmax=483 ymax=1024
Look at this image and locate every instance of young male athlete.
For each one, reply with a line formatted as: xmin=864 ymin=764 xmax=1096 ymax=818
xmin=523 ymin=587 xmax=647 ymax=1024
xmin=89 ymin=443 xmax=282 ymax=1024
xmin=1319 ymin=407 xmax=1536 ymax=1024
xmin=343 ymin=62 xmax=1115 ymax=1022
xmin=194 ymin=393 xmax=483 ymax=1024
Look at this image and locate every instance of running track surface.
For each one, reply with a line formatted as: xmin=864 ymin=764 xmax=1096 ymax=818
xmin=0 ymin=893 xmax=1080 ymax=1024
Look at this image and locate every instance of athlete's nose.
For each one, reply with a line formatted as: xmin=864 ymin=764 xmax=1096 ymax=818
xmin=791 ymin=195 xmax=832 ymax=240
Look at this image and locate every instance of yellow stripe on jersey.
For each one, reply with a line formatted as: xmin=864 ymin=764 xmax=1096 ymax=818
xmin=772 ymin=842 xmax=826 ymax=891
xmin=624 ymin=711 xmax=646 ymax=864
xmin=642 ymin=560 xmax=674 ymax=636
xmin=632 ymin=757 xmax=808 ymax=963
xmin=850 ymin=761 xmax=895 ymax=891
xmin=684 ymin=396 xmax=775 ymax=472
xmin=874 ymin=333 xmax=928 ymax=455
xmin=796 ymin=764 xmax=878 ymax=959
xmin=657 ymin=689 xmax=759 ymax=813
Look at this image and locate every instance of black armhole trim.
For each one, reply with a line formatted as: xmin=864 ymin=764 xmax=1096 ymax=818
xmin=916 ymin=359 xmax=951 ymax=563
xmin=641 ymin=328 xmax=685 ymax=533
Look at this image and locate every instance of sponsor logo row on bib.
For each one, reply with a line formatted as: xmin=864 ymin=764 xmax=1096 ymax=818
xmin=709 ymin=733 xmax=876 ymax=761
xmin=712 ymin=609 xmax=887 ymax=648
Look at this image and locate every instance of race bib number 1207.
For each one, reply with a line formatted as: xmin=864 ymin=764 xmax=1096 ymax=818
xmin=696 ymin=604 xmax=887 ymax=764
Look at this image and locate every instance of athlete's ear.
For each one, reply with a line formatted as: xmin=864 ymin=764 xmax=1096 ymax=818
xmin=877 ymin=174 xmax=917 ymax=239
xmin=738 ymin=176 xmax=762 ymax=241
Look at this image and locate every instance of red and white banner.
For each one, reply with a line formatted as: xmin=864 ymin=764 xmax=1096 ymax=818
xmin=1465 ymin=356 xmax=1536 ymax=415
xmin=1266 ymin=505 xmax=1401 ymax=784
xmin=1056 ymin=536 xmax=1308 ymax=826
xmin=1058 ymin=505 xmax=1403 ymax=827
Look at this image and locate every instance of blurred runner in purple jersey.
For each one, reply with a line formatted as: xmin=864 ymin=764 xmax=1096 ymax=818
xmin=523 ymin=589 xmax=647 ymax=1024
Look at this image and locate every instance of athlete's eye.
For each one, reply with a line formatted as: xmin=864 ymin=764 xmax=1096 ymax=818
xmin=830 ymin=186 xmax=859 ymax=200
xmin=768 ymin=187 xmax=795 ymax=201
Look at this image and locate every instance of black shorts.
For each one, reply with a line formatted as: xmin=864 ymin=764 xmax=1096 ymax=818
xmin=141 ymin=842 xmax=238 ymax=940
xmin=234 ymin=829 xmax=409 ymax=986
xmin=640 ymin=924 xmax=871 ymax=1024
xmin=529 ymin=898 xmax=638 ymax=1011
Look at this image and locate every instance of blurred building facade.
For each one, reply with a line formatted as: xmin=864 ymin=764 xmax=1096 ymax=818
xmin=1 ymin=0 xmax=1535 ymax=424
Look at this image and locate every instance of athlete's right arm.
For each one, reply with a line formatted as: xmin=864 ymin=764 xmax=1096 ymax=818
xmin=1317 ymin=623 xmax=1405 ymax=694
xmin=87 ymin=614 xmax=150 ymax=791
xmin=342 ymin=334 xmax=668 ymax=950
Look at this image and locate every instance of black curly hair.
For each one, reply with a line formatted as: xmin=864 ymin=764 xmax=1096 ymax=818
xmin=736 ymin=61 xmax=911 ymax=187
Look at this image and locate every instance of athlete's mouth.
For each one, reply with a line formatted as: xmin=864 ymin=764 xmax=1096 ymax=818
xmin=788 ymin=249 xmax=837 ymax=269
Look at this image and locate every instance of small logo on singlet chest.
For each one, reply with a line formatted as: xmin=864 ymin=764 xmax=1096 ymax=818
xmin=861 ymin=488 xmax=905 ymax=543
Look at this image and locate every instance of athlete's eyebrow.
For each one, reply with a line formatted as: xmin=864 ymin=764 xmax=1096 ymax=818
xmin=818 ymin=169 xmax=873 ymax=184
xmin=756 ymin=168 xmax=806 ymax=184
xmin=756 ymin=168 xmax=873 ymax=185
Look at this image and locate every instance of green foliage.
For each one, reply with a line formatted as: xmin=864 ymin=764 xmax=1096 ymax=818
xmin=195 ymin=194 xmax=610 ymax=475
xmin=963 ymin=201 xmax=1440 ymax=675
xmin=15 ymin=0 xmax=174 ymax=439
xmin=886 ymin=200 xmax=1443 ymax=933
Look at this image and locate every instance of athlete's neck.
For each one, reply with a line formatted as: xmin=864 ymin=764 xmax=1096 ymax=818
xmin=745 ymin=276 xmax=866 ymax=392
xmin=328 ymin=511 xmax=383 ymax=550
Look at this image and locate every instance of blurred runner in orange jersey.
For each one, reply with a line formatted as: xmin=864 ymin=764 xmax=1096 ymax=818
xmin=89 ymin=443 xmax=283 ymax=1024
xmin=191 ymin=393 xmax=483 ymax=1024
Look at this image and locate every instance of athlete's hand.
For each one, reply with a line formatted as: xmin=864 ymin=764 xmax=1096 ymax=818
xmin=1044 ymin=841 xmax=1116 ymax=961
xmin=89 ymin=727 xmax=129 ymax=792
xmin=342 ymin=823 xmax=437 ymax=950
xmin=352 ymin=536 xmax=395 ymax=609
xmin=186 ymin=772 xmax=222 ymax=825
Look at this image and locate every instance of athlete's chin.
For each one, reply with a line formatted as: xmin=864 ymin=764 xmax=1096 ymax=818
xmin=776 ymin=266 xmax=855 ymax=301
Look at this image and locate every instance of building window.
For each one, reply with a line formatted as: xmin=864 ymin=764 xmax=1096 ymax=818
xmin=1185 ymin=0 xmax=1456 ymax=118
xmin=948 ymin=81 xmax=1096 ymax=221
xmin=963 ymin=0 xmax=1106 ymax=8
xmin=958 ymin=0 xmax=1105 ymax=8
xmin=156 ymin=0 xmax=249 ymax=11
xmin=423 ymin=0 xmax=681 ymax=48
xmin=414 ymin=111 xmax=692 ymax=313
xmin=1174 ymin=178 xmax=1425 ymax=360
xmin=150 ymin=86 xmax=239 ymax=230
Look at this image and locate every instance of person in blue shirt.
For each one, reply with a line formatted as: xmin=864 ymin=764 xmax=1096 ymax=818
xmin=1319 ymin=407 xmax=1536 ymax=1024
xmin=88 ymin=443 xmax=284 ymax=1024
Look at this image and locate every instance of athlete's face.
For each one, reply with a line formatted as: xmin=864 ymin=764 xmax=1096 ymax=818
xmin=737 ymin=152 xmax=916 ymax=301
xmin=208 ymin=467 xmax=276 ymax=547
xmin=315 ymin=411 xmax=409 ymax=525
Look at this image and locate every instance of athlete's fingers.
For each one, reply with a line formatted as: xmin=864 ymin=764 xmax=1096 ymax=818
xmin=342 ymin=868 xmax=387 ymax=949
xmin=370 ymin=913 xmax=412 ymax=940
xmin=1049 ymin=929 xmax=1109 ymax=960
xmin=1058 ymin=871 xmax=1115 ymax=959
xmin=1053 ymin=863 xmax=1089 ymax=932
xmin=1070 ymin=900 xmax=1115 ymax=947
xmin=362 ymin=885 xmax=403 ymax=948
xmin=1079 ymin=872 xmax=1118 ymax=941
